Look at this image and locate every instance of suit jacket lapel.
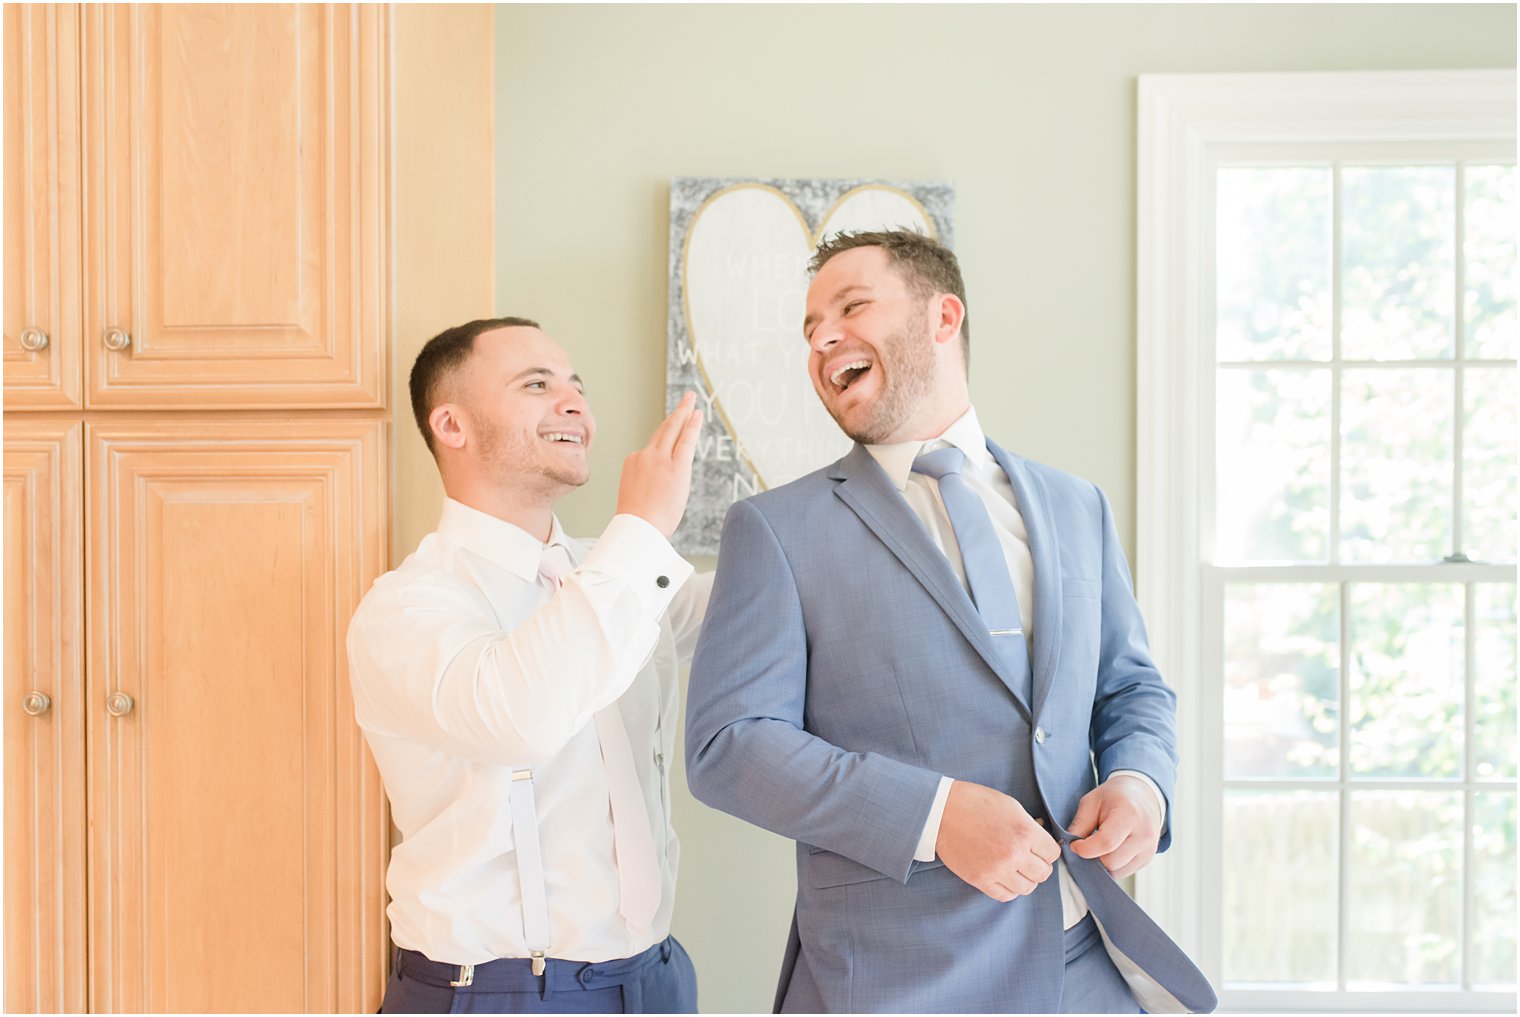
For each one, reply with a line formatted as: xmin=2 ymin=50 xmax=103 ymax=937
xmin=988 ymin=439 xmax=1063 ymax=724
xmin=830 ymin=444 xmax=1034 ymax=720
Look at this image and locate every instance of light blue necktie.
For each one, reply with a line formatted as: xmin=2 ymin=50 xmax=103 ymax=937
xmin=912 ymin=446 xmax=1032 ymax=701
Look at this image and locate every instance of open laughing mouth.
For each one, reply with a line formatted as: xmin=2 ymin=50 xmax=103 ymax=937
xmin=829 ymin=359 xmax=873 ymax=392
xmin=541 ymin=432 xmax=584 ymax=446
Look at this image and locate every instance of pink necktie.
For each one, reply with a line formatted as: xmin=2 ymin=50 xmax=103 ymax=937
xmin=539 ymin=543 xmax=662 ymax=930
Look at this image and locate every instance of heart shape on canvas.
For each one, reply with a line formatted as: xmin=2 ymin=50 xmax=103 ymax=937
xmin=682 ymin=183 xmax=936 ymax=489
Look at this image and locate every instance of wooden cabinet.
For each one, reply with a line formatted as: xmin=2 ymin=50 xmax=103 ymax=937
xmin=6 ymin=4 xmax=387 ymax=412
xmin=3 ymin=4 xmax=82 ymax=409
xmin=3 ymin=419 xmax=87 ymax=1012
xmin=4 ymin=5 xmax=391 ymax=1012
xmin=85 ymin=420 xmax=388 ymax=1013
xmin=82 ymin=5 xmax=387 ymax=409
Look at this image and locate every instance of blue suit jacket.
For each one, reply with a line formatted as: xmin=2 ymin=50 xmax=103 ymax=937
xmin=685 ymin=440 xmax=1216 ymax=1013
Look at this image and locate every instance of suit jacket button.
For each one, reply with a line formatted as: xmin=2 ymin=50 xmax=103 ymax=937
xmin=656 ymin=575 xmax=670 ymax=589
xmin=1035 ymin=727 xmax=1047 ymax=744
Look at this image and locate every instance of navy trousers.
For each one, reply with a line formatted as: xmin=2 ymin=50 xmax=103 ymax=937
xmin=379 ymin=936 xmax=697 ymax=1014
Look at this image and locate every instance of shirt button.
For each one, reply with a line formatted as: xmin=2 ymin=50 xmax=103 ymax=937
xmin=656 ymin=575 xmax=670 ymax=589
xmin=1035 ymin=727 xmax=1047 ymax=744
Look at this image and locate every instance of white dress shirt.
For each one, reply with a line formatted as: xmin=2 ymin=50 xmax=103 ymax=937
xmin=346 ymin=498 xmax=712 ymax=965
xmin=863 ymin=407 xmax=1165 ymax=929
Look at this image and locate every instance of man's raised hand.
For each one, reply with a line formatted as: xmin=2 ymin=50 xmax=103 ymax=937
xmin=616 ymin=391 xmax=704 ymax=538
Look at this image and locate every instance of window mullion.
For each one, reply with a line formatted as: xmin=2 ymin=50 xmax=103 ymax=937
xmin=1331 ymin=163 xmax=1343 ymax=568
xmin=1337 ymin=577 xmax=1351 ymax=991
xmin=1218 ymin=357 xmax=1517 ymax=369
xmin=1462 ymin=581 xmax=1477 ymax=989
xmin=1224 ymin=776 xmax=1516 ymax=792
xmin=1455 ymin=161 xmax=1467 ymax=559
xmin=1456 ymin=160 xmax=1472 ymax=989
xmin=1332 ymin=163 xmax=1348 ymax=992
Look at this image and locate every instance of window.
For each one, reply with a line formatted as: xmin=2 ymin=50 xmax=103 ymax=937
xmin=1137 ymin=71 xmax=1516 ymax=1012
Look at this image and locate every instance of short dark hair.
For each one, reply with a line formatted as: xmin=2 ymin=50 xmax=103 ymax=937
xmin=808 ymin=229 xmax=970 ymax=366
xmin=409 ymin=316 xmax=540 ymax=456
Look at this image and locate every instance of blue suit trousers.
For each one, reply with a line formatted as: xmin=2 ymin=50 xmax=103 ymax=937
xmin=378 ymin=937 xmax=697 ymax=1014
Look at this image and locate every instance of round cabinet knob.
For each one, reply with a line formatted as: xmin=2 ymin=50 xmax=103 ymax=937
xmin=19 ymin=328 xmax=49 ymax=352
xmin=105 ymin=692 xmax=135 ymax=717
xmin=102 ymin=327 xmax=132 ymax=352
xmin=21 ymin=691 xmax=51 ymax=716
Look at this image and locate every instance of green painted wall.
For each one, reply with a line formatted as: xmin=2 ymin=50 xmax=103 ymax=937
xmin=487 ymin=5 xmax=1514 ymax=1010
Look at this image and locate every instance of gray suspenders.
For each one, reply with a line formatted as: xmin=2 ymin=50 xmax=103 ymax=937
xmin=510 ymin=769 xmax=552 ymax=976
xmin=451 ymin=768 xmax=551 ymax=988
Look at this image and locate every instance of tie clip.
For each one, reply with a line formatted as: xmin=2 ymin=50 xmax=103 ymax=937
xmin=989 ymin=628 xmax=1023 ymax=637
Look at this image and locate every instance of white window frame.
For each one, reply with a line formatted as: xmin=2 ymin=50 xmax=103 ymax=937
xmin=1135 ymin=69 xmax=1517 ymax=1014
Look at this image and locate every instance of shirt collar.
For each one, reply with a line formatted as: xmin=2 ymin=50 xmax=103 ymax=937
xmin=863 ymin=405 xmax=992 ymax=492
xmin=436 ymin=497 xmax=571 ymax=582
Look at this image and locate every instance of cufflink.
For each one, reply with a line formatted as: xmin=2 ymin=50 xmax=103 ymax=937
xmin=656 ymin=575 xmax=670 ymax=589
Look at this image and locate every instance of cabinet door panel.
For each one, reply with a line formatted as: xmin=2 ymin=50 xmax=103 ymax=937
xmin=3 ymin=419 xmax=87 ymax=1013
xmin=4 ymin=3 xmax=82 ymax=410
xmin=87 ymin=419 xmax=388 ymax=1013
xmin=84 ymin=5 xmax=387 ymax=408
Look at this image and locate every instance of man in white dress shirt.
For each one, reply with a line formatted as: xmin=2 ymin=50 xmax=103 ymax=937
xmin=348 ymin=317 xmax=710 ymax=1013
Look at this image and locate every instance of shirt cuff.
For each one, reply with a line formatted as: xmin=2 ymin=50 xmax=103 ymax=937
xmin=914 ymin=775 xmax=955 ymax=862
xmin=578 ymin=513 xmax=694 ymax=617
xmin=1111 ymin=769 xmax=1167 ymax=826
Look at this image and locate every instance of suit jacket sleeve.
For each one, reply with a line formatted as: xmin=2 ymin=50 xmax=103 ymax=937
xmin=1089 ymin=485 xmax=1180 ymax=851
xmin=685 ymin=497 xmax=943 ymax=884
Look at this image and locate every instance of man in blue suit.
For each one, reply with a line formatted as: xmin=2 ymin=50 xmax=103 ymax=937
xmin=685 ymin=231 xmax=1216 ymax=1013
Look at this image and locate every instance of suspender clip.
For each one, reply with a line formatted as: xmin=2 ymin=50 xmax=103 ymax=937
xmin=531 ymin=951 xmax=546 ymax=977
